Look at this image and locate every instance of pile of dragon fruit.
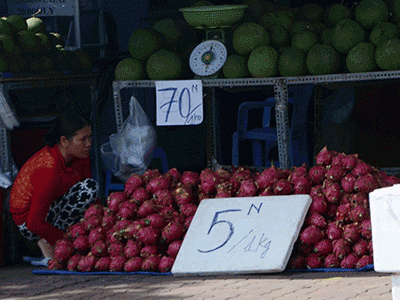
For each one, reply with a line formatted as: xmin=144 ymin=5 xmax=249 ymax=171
xmin=47 ymin=146 xmax=400 ymax=272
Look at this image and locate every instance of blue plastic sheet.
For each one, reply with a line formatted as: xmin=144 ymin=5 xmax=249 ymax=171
xmin=285 ymin=264 xmax=374 ymax=272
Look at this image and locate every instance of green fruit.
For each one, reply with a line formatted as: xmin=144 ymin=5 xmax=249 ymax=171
xmin=299 ymin=3 xmax=324 ymax=22
xmin=375 ymin=38 xmax=400 ymax=70
xmin=146 ymin=49 xmax=182 ymax=80
xmin=319 ymin=28 xmax=333 ymax=45
xmin=0 ymin=19 xmax=13 ymax=35
xmin=115 ymin=57 xmax=144 ymax=80
xmin=222 ymin=54 xmax=250 ymax=79
xmin=290 ymin=21 xmax=316 ymax=37
xmin=312 ymin=22 xmax=328 ymax=35
xmin=269 ymin=25 xmax=290 ymax=49
xmin=35 ymin=33 xmax=52 ymax=52
xmin=278 ymin=46 xmax=307 ymax=77
xmin=73 ymin=49 xmax=92 ymax=72
xmin=324 ymin=4 xmax=351 ymax=28
xmin=346 ymin=42 xmax=377 ymax=73
xmin=291 ymin=30 xmax=318 ymax=53
xmin=355 ymin=0 xmax=389 ymax=29
xmin=26 ymin=16 xmax=46 ymax=34
xmin=16 ymin=30 xmax=41 ymax=53
xmin=152 ymin=18 xmax=183 ymax=51
xmin=331 ymin=19 xmax=365 ymax=54
xmin=369 ymin=21 xmax=400 ymax=47
xmin=247 ymin=45 xmax=278 ymax=77
xmin=233 ymin=22 xmax=269 ymax=56
xmin=128 ymin=29 xmax=164 ymax=61
xmin=306 ymin=44 xmax=341 ymax=75
xmin=6 ymin=15 xmax=27 ymax=33
xmin=0 ymin=33 xmax=16 ymax=54
xmin=49 ymin=32 xmax=64 ymax=47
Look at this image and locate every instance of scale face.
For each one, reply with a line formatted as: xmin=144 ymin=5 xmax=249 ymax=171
xmin=189 ymin=40 xmax=227 ymax=77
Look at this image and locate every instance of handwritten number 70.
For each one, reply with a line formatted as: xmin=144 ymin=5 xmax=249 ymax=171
xmin=158 ymin=87 xmax=197 ymax=122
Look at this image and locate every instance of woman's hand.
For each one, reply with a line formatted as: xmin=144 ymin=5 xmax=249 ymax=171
xmin=37 ymin=238 xmax=55 ymax=258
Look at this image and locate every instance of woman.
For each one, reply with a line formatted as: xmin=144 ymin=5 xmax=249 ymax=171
xmin=9 ymin=110 xmax=99 ymax=259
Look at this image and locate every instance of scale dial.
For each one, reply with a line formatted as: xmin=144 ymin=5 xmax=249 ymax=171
xmin=189 ymin=40 xmax=227 ymax=77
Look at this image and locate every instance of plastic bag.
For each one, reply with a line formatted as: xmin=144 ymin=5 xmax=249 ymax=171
xmin=101 ymin=96 xmax=156 ymax=182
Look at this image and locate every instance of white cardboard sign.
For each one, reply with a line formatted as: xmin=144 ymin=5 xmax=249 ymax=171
xmin=172 ymin=195 xmax=312 ymax=276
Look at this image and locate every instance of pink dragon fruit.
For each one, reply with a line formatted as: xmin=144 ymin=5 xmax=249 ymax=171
xmin=84 ymin=215 xmax=102 ymax=231
xmin=273 ymin=179 xmax=293 ymax=195
xmin=114 ymin=219 xmax=133 ymax=232
xmin=332 ymin=238 xmax=351 ymax=259
xmin=340 ymin=252 xmax=359 ymax=269
xmin=88 ymin=227 xmax=107 ymax=246
xmin=162 ymin=221 xmax=186 ymax=244
xmin=215 ymin=168 xmax=231 ymax=183
xmin=48 ymin=257 xmax=66 ymax=270
xmin=368 ymin=240 xmax=373 ymax=255
xmin=130 ymin=187 xmax=151 ymax=205
xmin=167 ymin=240 xmax=182 ymax=258
xmin=73 ymin=235 xmax=90 ymax=254
xmin=141 ymin=254 xmax=161 ymax=272
xmin=310 ymin=185 xmax=323 ymax=198
xmin=173 ymin=185 xmax=194 ymax=206
xmin=336 ymin=203 xmax=351 ymax=223
xmin=315 ymin=146 xmax=334 ymax=166
xmin=125 ymin=173 xmax=144 ymax=196
xmin=180 ymin=171 xmax=200 ymax=187
xmin=117 ymin=201 xmax=138 ymax=220
xmin=306 ymin=212 xmax=326 ymax=229
xmin=308 ymin=165 xmax=327 ymax=185
xmin=144 ymin=213 xmax=167 ymax=230
xmin=91 ymin=240 xmax=108 ymax=257
xmin=143 ymin=169 xmax=162 ymax=185
xmin=67 ymin=253 xmax=82 ymax=271
xmin=354 ymin=174 xmax=379 ymax=194
xmin=339 ymin=192 xmax=352 ymax=205
xmin=236 ymin=179 xmax=258 ymax=197
xmin=125 ymin=239 xmax=141 ymax=259
xmin=295 ymin=241 xmax=314 ymax=256
xmin=288 ymin=254 xmax=305 ymax=269
xmin=136 ymin=226 xmax=160 ymax=246
xmin=352 ymin=238 xmax=369 ymax=256
xmin=140 ymin=245 xmax=158 ymax=259
xmin=356 ymin=255 xmax=373 ymax=269
xmin=216 ymin=183 xmax=234 ymax=198
xmin=124 ymin=257 xmax=143 ymax=272
xmin=331 ymin=152 xmax=345 ymax=168
xmin=352 ymin=160 xmax=372 ymax=177
xmin=293 ymin=175 xmax=313 ymax=195
xmin=342 ymin=154 xmax=358 ymax=171
xmin=108 ymin=241 xmax=125 ymax=257
xmin=180 ymin=203 xmax=198 ymax=218
xmin=258 ymin=186 xmax=274 ymax=196
xmin=167 ymin=167 xmax=182 ymax=183
xmin=66 ymin=222 xmax=87 ymax=241
xmin=107 ymin=229 xmax=121 ymax=244
xmin=256 ymin=168 xmax=277 ymax=189
xmin=342 ymin=223 xmax=361 ymax=244
xmin=146 ymin=175 xmax=171 ymax=194
xmin=184 ymin=215 xmax=194 ymax=229
xmin=137 ymin=199 xmax=157 ymax=218
xmin=94 ymin=256 xmax=112 ymax=271
xmin=101 ymin=214 xmax=117 ymax=231
xmin=350 ymin=192 xmax=368 ymax=207
xmin=340 ymin=173 xmax=356 ymax=193
xmin=314 ymin=239 xmax=333 ymax=256
xmin=77 ymin=253 xmax=98 ymax=272
xmin=324 ymin=254 xmax=340 ymax=268
xmin=325 ymin=166 xmax=345 ymax=182
xmin=153 ymin=189 xmax=174 ymax=207
xmin=200 ymin=170 xmax=220 ymax=194
xmin=308 ymin=195 xmax=328 ymax=215
xmin=349 ymin=205 xmax=369 ymax=223
xmin=326 ymin=221 xmax=343 ymax=241
xmin=323 ymin=179 xmax=341 ymax=203
xmin=326 ymin=202 xmax=339 ymax=220
xmin=360 ymin=219 xmax=372 ymax=239
xmin=300 ymin=225 xmax=324 ymax=245
xmin=54 ymin=239 xmax=75 ymax=263
xmin=159 ymin=256 xmax=175 ymax=273
xmin=109 ymin=256 xmax=126 ymax=272
xmin=84 ymin=204 xmax=104 ymax=221
xmin=107 ymin=191 xmax=126 ymax=213
xmin=232 ymin=167 xmax=254 ymax=182
xmin=305 ymin=252 xmax=323 ymax=269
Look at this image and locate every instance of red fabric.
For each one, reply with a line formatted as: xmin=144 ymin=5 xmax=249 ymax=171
xmin=9 ymin=145 xmax=92 ymax=246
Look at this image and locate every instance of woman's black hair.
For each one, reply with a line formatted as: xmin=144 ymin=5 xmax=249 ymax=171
xmin=44 ymin=109 xmax=91 ymax=147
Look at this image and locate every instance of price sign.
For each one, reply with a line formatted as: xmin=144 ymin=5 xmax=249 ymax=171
xmin=8 ymin=0 xmax=75 ymax=17
xmin=172 ymin=195 xmax=311 ymax=276
xmin=155 ymin=80 xmax=203 ymax=126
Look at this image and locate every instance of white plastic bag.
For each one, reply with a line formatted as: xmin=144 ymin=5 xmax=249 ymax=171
xmin=101 ymin=96 xmax=156 ymax=182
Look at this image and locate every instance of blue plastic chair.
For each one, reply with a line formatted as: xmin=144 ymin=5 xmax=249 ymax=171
xmin=104 ymin=147 xmax=169 ymax=198
xmin=232 ymin=84 xmax=314 ymax=168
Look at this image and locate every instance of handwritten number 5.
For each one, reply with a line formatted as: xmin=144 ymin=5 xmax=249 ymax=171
xmin=198 ymin=209 xmax=241 ymax=253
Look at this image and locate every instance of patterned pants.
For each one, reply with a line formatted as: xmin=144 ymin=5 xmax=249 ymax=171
xmin=17 ymin=178 xmax=99 ymax=242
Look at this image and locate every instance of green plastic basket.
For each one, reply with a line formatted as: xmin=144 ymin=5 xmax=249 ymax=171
xmin=179 ymin=5 xmax=247 ymax=29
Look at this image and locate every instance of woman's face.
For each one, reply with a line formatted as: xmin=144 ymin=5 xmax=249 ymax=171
xmin=67 ymin=125 xmax=92 ymax=159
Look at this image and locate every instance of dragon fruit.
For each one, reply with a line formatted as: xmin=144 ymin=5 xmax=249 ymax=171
xmin=140 ymin=245 xmax=158 ymax=259
xmin=356 ymin=255 xmax=373 ymax=269
xmin=342 ymin=154 xmax=358 ymax=171
xmin=314 ymin=239 xmax=333 ymax=256
xmin=323 ymin=179 xmax=341 ymax=203
xmin=137 ymin=199 xmax=157 ymax=218
xmin=66 ymin=222 xmax=87 ymax=241
xmin=341 ymin=173 xmax=356 ymax=193
xmin=109 ymin=256 xmax=126 ymax=272
xmin=295 ymin=241 xmax=314 ymax=256
xmin=125 ymin=173 xmax=144 ymax=196
xmin=350 ymin=192 xmax=368 ymax=207
xmin=94 ymin=256 xmax=112 ymax=271
xmin=354 ymin=174 xmax=379 ymax=194
xmin=293 ymin=175 xmax=313 ymax=195
xmin=167 ymin=167 xmax=182 ymax=183
xmin=91 ymin=240 xmax=108 ymax=257
xmin=326 ymin=203 xmax=339 ymax=219
xmin=159 ymin=256 xmax=175 ymax=273
xmin=88 ymin=227 xmax=107 ymax=246
xmin=332 ymin=238 xmax=351 ymax=259
xmin=310 ymin=185 xmax=323 ymax=198
xmin=117 ymin=201 xmax=138 ymax=220
xmin=73 ymin=235 xmax=90 ymax=254
xmin=136 ymin=226 xmax=160 ymax=246
xmin=48 ymin=257 xmax=65 ymax=270
xmin=184 ymin=215 xmax=194 ymax=229
xmin=325 ymin=166 xmax=344 ymax=182
xmin=306 ymin=212 xmax=326 ymax=228
xmin=144 ymin=213 xmax=166 ymax=230
xmin=84 ymin=215 xmax=102 ymax=231
xmin=308 ymin=195 xmax=328 ymax=215
xmin=77 ymin=253 xmax=98 ymax=272
xmin=331 ymin=152 xmax=345 ymax=168
xmin=54 ymin=239 xmax=75 ymax=263
xmin=305 ymin=252 xmax=323 ymax=269
xmin=67 ymin=253 xmax=82 ymax=271
xmin=308 ymin=165 xmax=327 ymax=185
xmin=153 ymin=189 xmax=174 ymax=207
xmin=288 ymin=254 xmax=305 ymax=269
xmin=236 ymin=179 xmax=258 ymax=197
xmin=215 ymin=168 xmax=231 ymax=183
xmin=143 ymin=169 xmax=162 ymax=185
xmin=84 ymin=204 xmax=104 ymax=221
xmin=124 ymin=257 xmax=143 ymax=272
xmin=200 ymin=170 xmax=219 ymax=194
xmin=352 ymin=160 xmax=372 ymax=177
xmin=255 ymin=168 xmax=276 ymax=189
xmin=180 ymin=203 xmax=198 ymax=217
xmin=124 ymin=239 xmax=141 ymax=259
xmin=101 ymin=214 xmax=117 ymax=231
xmin=167 ymin=240 xmax=182 ymax=258
xmin=107 ymin=191 xmax=126 ymax=213
xmin=216 ymin=182 xmax=234 ymax=197
xmin=326 ymin=222 xmax=343 ymax=241
xmin=108 ymin=241 xmax=125 ymax=257
xmin=349 ymin=205 xmax=369 ymax=223
xmin=340 ymin=252 xmax=359 ymax=269
xmin=336 ymin=203 xmax=351 ymax=223
xmin=130 ymin=187 xmax=151 ymax=205
xmin=300 ymin=225 xmax=324 ymax=245
xmin=146 ymin=175 xmax=171 ymax=194
xmin=173 ymin=185 xmax=194 ymax=206
xmin=368 ymin=240 xmax=373 ymax=255
xmin=342 ymin=223 xmax=361 ymax=244
xmin=360 ymin=219 xmax=372 ymax=239
xmin=114 ymin=219 xmax=133 ymax=232
xmin=324 ymin=254 xmax=340 ymax=268
xmin=315 ymin=146 xmax=334 ymax=166
xmin=339 ymin=192 xmax=352 ymax=205
xmin=180 ymin=171 xmax=200 ymax=187
xmin=273 ymin=179 xmax=293 ymax=195
xmin=232 ymin=167 xmax=254 ymax=182
xmin=162 ymin=221 xmax=186 ymax=244
xmin=352 ymin=238 xmax=369 ymax=256
xmin=258 ymin=186 xmax=274 ymax=196
xmin=141 ymin=254 xmax=161 ymax=272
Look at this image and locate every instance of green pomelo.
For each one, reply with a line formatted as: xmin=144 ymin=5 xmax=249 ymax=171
xmin=355 ymin=0 xmax=389 ymax=29
xmin=128 ymin=29 xmax=164 ymax=61
xmin=243 ymin=0 xmax=271 ymax=21
xmin=233 ymin=22 xmax=269 ymax=56
xmin=331 ymin=19 xmax=365 ymax=54
xmin=247 ymin=45 xmax=278 ymax=77
xmin=0 ymin=19 xmax=13 ymax=35
xmin=26 ymin=16 xmax=46 ymax=34
xmin=324 ymin=4 xmax=351 ymax=28
xmin=306 ymin=44 xmax=341 ymax=75
xmin=6 ymin=15 xmax=27 ymax=33
xmin=290 ymin=21 xmax=316 ymax=37
xmin=49 ymin=32 xmax=64 ymax=47
xmin=369 ymin=21 xmax=400 ymax=46
xmin=0 ymin=34 xmax=16 ymax=54
xmin=146 ymin=49 xmax=182 ymax=80
xmin=278 ymin=46 xmax=307 ymax=77
xmin=115 ymin=57 xmax=144 ymax=80
xmin=375 ymin=38 xmax=400 ymax=70
xmin=319 ymin=28 xmax=332 ymax=45
xmin=35 ymin=33 xmax=52 ymax=52
xmin=346 ymin=42 xmax=377 ymax=73
xmin=298 ymin=3 xmax=324 ymax=22
xmin=17 ymin=30 xmax=41 ymax=53
xmin=152 ymin=18 xmax=183 ymax=51
xmin=393 ymin=0 xmax=400 ymax=22
xmin=222 ymin=54 xmax=250 ymax=79
xmin=258 ymin=10 xmax=293 ymax=31
xmin=269 ymin=25 xmax=290 ymax=49
xmin=312 ymin=22 xmax=328 ymax=35
xmin=291 ymin=30 xmax=318 ymax=53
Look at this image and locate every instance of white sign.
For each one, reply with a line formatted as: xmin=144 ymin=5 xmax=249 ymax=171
xmin=172 ymin=195 xmax=312 ymax=276
xmin=155 ymin=80 xmax=203 ymax=126
xmin=8 ymin=0 xmax=75 ymax=16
